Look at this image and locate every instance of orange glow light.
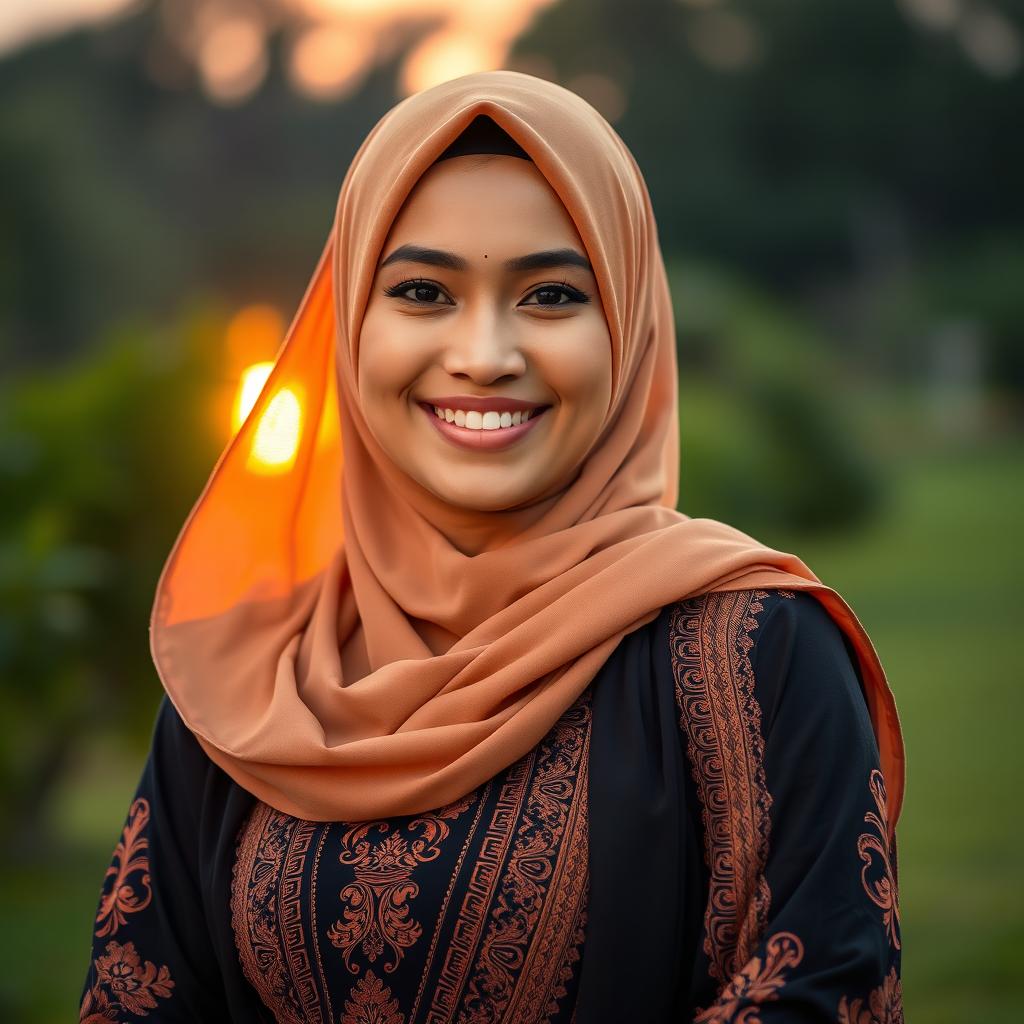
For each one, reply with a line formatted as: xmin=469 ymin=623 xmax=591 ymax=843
xmin=233 ymin=362 xmax=303 ymax=474
xmin=196 ymin=13 xmax=268 ymax=104
xmin=225 ymin=305 xmax=285 ymax=372
xmin=247 ymin=386 xmax=303 ymax=473
xmin=289 ymin=24 xmax=373 ymax=101
xmin=233 ymin=361 xmax=274 ymax=433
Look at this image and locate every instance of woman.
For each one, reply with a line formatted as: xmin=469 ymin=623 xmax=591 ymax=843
xmin=79 ymin=71 xmax=904 ymax=1023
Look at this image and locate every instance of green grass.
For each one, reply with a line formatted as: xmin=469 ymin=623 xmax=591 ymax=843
xmin=770 ymin=439 xmax=1024 ymax=1023
xmin=1 ymin=439 xmax=1022 ymax=1022
xmin=0 ymin=741 xmax=141 ymax=1022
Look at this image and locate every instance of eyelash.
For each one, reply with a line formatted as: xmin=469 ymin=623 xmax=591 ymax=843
xmin=382 ymin=278 xmax=590 ymax=307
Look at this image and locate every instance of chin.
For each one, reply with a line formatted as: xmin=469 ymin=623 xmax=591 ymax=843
xmin=435 ymin=489 xmax=536 ymax=514
xmin=428 ymin=475 xmax=547 ymax=513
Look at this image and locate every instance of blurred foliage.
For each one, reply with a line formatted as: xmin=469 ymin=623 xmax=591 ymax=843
xmin=670 ymin=262 xmax=882 ymax=534
xmin=0 ymin=307 xmax=224 ymax=848
xmin=0 ymin=5 xmax=396 ymax=367
xmin=0 ymin=0 xmax=1021 ymax=400
xmin=919 ymin=234 xmax=1024 ymax=395
xmin=520 ymin=0 xmax=1024 ymax=285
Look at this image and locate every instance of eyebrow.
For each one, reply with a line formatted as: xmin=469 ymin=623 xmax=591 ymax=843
xmin=379 ymin=244 xmax=592 ymax=274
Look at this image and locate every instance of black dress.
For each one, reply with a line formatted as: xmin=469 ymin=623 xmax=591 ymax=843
xmin=79 ymin=588 xmax=903 ymax=1023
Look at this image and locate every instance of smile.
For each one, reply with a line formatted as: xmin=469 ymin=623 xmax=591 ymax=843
xmin=418 ymin=401 xmax=550 ymax=452
xmin=432 ymin=406 xmax=535 ymax=429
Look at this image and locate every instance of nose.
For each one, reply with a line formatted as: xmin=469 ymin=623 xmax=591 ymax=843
xmin=440 ymin=303 xmax=526 ymax=385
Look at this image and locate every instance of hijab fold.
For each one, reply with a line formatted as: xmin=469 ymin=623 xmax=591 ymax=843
xmin=150 ymin=71 xmax=904 ymax=836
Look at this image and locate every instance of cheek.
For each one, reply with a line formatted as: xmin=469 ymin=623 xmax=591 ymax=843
xmin=537 ymin=317 xmax=613 ymax=425
xmin=357 ymin=308 xmax=428 ymax=406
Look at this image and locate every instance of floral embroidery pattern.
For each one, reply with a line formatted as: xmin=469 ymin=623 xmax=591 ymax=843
xmin=80 ymin=940 xmax=174 ymax=1021
xmin=837 ymin=969 xmax=904 ymax=1024
xmin=230 ymin=806 xmax=328 ymax=1024
xmin=669 ymin=590 xmax=775 ymax=982
xmin=340 ymin=968 xmax=405 ymax=1024
xmin=79 ymin=986 xmax=118 ymax=1024
xmin=454 ymin=697 xmax=591 ymax=1024
xmin=95 ymin=798 xmax=153 ymax=938
xmin=694 ymin=932 xmax=805 ymax=1024
xmin=836 ymin=772 xmax=904 ymax=1023
xmin=231 ymin=691 xmax=590 ymax=1024
xmin=327 ymin=794 xmax=476 ymax=974
xmin=545 ymin=882 xmax=588 ymax=1023
xmin=421 ymin=760 xmax=533 ymax=1022
xmin=857 ymin=769 xmax=901 ymax=949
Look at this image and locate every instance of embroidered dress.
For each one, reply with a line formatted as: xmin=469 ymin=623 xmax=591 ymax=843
xmin=229 ymin=691 xmax=590 ymax=1024
xmin=80 ymin=590 xmax=903 ymax=1023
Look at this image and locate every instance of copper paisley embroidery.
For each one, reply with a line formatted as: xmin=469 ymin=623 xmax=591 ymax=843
xmin=424 ymin=760 xmax=533 ymax=1021
xmin=694 ymin=932 xmax=805 ymax=1024
xmin=79 ymin=985 xmax=119 ymax=1024
xmin=95 ymin=798 xmax=153 ymax=938
xmin=230 ymin=804 xmax=327 ymax=1024
xmin=327 ymin=794 xmax=476 ymax=974
xmin=545 ymin=882 xmax=588 ymax=1024
xmin=340 ymin=968 xmax=405 ymax=1024
xmin=456 ymin=697 xmax=591 ymax=1024
xmin=230 ymin=694 xmax=590 ymax=1024
xmin=836 ymin=772 xmax=904 ymax=1023
xmin=858 ymin=769 xmax=901 ymax=949
xmin=837 ymin=969 xmax=904 ymax=1024
xmin=669 ymin=590 xmax=775 ymax=982
xmin=80 ymin=940 xmax=174 ymax=1021
xmin=418 ymin=692 xmax=591 ymax=1024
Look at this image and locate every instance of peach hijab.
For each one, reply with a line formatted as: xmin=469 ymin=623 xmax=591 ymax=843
xmin=150 ymin=70 xmax=904 ymax=836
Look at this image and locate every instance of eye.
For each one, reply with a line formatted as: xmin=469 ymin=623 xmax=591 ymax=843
xmin=383 ymin=278 xmax=454 ymax=305
xmin=519 ymin=282 xmax=591 ymax=307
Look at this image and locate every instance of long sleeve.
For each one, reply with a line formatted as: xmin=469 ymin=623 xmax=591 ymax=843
xmin=673 ymin=588 xmax=902 ymax=1023
xmin=79 ymin=697 xmax=234 ymax=1022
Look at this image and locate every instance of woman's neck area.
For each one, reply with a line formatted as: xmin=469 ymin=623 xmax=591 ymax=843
xmin=427 ymin=488 xmax=567 ymax=557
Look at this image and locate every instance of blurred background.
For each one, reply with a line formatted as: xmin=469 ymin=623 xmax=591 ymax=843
xmin=1 ymin=0 xmax=1021 ymax=1019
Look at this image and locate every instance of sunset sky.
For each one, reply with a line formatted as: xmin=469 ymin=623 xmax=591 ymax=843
xmin=0 ymin=0 xmax=565 ymax=101
xmin=0 ymin=0 xmax=138 ymax=55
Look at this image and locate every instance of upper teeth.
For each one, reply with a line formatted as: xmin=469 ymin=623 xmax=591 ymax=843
xmin=432 ymin=407 xmax=534 ymax=430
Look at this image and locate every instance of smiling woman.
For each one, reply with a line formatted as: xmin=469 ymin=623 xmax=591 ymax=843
xmin=359 ymin=136 xmax=612 ymax=527
xmin=79 ymin=73 xmax=905 ymax=1023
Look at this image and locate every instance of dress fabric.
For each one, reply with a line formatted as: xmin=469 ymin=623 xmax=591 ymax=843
xmin=80 ymin=589 xmax=903 ymax=1024
xmin=229 ymin=691 xmax=591 ymax=1024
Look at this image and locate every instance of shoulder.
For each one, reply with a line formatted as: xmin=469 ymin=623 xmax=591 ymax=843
xmin=667 ymin=586 xmax=840 ymax=646
xmin=151 ymin=693 xmax=211 ymax=767
xmin=666 ymin=587 xmax=871 ymax=739
xmin=144 ymin=694 xmax=228 ymax=821
xmin=141 ymin=693 xmax=259 ymax=884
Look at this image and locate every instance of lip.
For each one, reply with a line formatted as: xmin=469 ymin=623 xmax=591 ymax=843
xmin=421 ymin=395 xmax=547 ymax=414
xmin=419 ymin=401 xmax=549 ymax=452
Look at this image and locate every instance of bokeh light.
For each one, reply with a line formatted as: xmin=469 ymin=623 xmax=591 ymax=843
xmin=232 ymin=362 xmax=303 ymax=473
xmin=288 ymin=22 xmax=373 ymax=100
xmin=225 ymin=305 xmax=286 ymax=375
xmin=232 ymin=361 xmax=274 ymax=433
xmin=247 ymin=383 xmax=303 ymax=472
xmin=196 ymin=10 xmax=268 ymax=104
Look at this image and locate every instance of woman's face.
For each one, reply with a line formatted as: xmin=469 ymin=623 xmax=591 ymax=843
xmin=358 ymin=154 xmax=612 ymax=515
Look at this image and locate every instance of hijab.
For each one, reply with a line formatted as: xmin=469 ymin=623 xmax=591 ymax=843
xmin=149 ymin=70 xmax=904 ymax=837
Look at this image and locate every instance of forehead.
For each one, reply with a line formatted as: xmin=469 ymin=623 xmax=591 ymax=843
xmin=382 ymin=155 xmax=584 ymax=254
